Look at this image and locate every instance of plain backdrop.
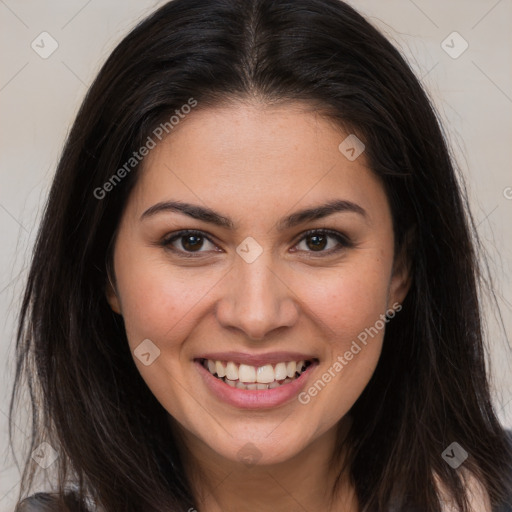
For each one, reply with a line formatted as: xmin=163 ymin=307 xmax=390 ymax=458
xmin=0 ymin=0 xmax=511 ymax=508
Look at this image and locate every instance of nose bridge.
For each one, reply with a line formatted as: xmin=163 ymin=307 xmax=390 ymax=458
xmin=215 ymin=247 xmax=298 ymax=340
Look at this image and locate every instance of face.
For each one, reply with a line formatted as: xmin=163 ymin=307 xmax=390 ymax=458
xmin=107 ymin=101 xmax=409 ymax=467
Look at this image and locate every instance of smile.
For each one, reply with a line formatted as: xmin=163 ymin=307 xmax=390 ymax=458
xmin=199 ymin=358 xmax=314 ymax=390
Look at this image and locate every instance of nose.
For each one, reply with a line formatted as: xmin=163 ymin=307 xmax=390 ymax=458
xmin=215 ymin=250 xmax=300 ymax=341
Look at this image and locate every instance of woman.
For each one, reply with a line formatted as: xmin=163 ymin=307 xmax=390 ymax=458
xmin=10 ymin=0 xmax=512 ymax=510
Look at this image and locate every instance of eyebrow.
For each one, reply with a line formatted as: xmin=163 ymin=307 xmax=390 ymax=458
xmin=140 ymin=199 xmax=367 ymax=230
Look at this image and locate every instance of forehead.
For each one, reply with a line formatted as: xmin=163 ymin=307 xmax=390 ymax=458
xmin=128 ymin=102 xmax=388 ymax=225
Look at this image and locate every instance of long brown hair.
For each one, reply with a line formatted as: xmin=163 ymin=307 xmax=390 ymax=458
xmin=10 ymin=0 xmax=512 ymax=510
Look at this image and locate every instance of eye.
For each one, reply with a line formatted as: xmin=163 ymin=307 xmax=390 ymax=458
xmin=292 ymin=229 xmax=352 ymax=255
xmin=161 ymin=230 xmax=219 ymax=256
xmin=161 ymin=228 xmax=352 ymax=258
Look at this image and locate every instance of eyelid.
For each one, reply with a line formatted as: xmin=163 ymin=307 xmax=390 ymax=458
xmin=160 ymin=228 xmax=352 ymax=257
xmin=293 ymin=228 xmax=352 ymax=246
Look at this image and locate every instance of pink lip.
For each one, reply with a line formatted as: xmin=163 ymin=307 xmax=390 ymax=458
xmin=195 ymin=351 xmax=316 ymax=366
xmin=194 ymin=359 xmax=319 ymax=409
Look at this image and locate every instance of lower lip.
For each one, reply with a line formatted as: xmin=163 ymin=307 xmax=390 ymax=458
xmin=194 ymin=360 xmax=318 ymax=409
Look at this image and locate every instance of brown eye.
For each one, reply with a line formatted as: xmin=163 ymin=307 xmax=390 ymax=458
xmin=305 ymin=233 xmax=328 ymax=251
xmin=181 ymin=234 xmax=204 ymax=251
xmin=162 ymin=230 xmax=218 ymax=256
xmin=294 ymin=229 xmax=352 ymax=255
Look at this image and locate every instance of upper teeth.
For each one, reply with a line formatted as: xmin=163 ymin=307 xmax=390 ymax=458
xmin=205 ymin=359 xmax=309 ymax=383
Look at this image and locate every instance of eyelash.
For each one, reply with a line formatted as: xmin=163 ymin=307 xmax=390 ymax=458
xmin=160 ymin=228 xmax=353 ymax=258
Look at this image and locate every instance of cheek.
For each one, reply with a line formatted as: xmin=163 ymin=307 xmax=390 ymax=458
xmin=113 ymin=258 xmax=219 ymax=420
xmin=298 ymin=258 xmax=391 ymax=341
xmin=114 ymin=252 xmax=220 ymax=351
xmin=293 ymin=258 xmax=391 ymax=420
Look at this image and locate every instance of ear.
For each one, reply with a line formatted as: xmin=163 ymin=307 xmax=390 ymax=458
xmin=389 ymin=228 xmax=414 ymax=306
xmin=105 ymin=271 xmax=122 ymax=315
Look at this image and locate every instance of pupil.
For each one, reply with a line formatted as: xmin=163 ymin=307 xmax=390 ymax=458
xmin=182 ymin=235 xmax=203 ymax=251
xmin=308 ymin=234 xmax=326 ymax=251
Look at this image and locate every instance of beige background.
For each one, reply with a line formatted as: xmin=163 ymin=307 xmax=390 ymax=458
xmin=0 ymin=0 xmax=511 ymax=507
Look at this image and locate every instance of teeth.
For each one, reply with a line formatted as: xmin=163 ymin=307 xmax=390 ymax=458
xmin=274 ymin=362 xmax=287 ymax=381
xmin=239 ymin=364 xmax=256 ymax=383
xmin=216 ymin=361 xmax=226 ymax=378
xmin=222 ymin=377 xmax=294 ymax=390
xmin=286 ymin=361 xmax=297 ymax=378
xmin=225 ymin=361 xmax=238 ymax=381
xmin=203 ymin=358 xmax=313 ymax=389
xmin=257 ymin=364 xmax=275 ymax=383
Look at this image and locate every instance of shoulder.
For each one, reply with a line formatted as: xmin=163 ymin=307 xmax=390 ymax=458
xmin=499 ymin=430 xmax=512 ymax=511
xmin=434 ymin=467 xmax=498 ymax=512
xmin=435 ymin=429 xmax=512 ymax=512
xmin=15 ymin=492 xmax=94 ymax=512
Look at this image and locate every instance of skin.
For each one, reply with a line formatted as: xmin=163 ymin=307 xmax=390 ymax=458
xmin=106 ymin=100 xmax=411 ymax=512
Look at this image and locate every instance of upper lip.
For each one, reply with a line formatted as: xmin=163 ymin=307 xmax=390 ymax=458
xmin=195 ymin=351 xmax=318 ymax=367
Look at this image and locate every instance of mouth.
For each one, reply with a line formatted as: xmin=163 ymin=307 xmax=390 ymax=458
xmin=198 ymin=357 xmax=317 ymax=391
